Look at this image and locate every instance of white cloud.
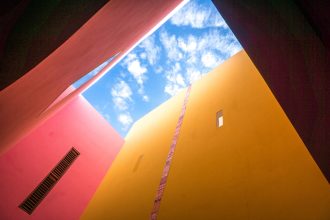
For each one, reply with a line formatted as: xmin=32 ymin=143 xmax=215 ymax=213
xmin=140 ymin=52 xmax=147 ymax=59
xmin=201 ymin=51 xmax=222 ymax=68
xmin=122 ymin=52 xmax=153 ymax=103
xmin=165 ymin=84 xmax=184 ymax=97
xmin=164 ymin=63 xmax=187 ymax=96
xmin=223 ymin=42 xmax=241 ymax=56
xmin=197 ymin=30 xmax=241 ymax=57
xmin=186 ymin=68 xmax=202 ymax=84
xmin=159 ymin=26 xmax=242 ymax=99
xmin=170 ymin=1 xmax=228 ymax=29
xmin=162 ymin=28 xmax=241 ymax=70
xmin=160 ymin=30 xmax=183 ymax=61
xmin=167 ymin=63 xmax=185 ymax=85
xmin=118 ymin=112 xmax=133 ymax=130
xmin=111 ymin=80 xmax=132 ymax=110
xmin=155 ymin=66 xmax=163 ymax=74
xmin=142 ymin=95 xmax=149 ymax=102
xmin=127 ymin=60 xmax=147 ymax=85
xmin=137 ymin=87 xmax=143 ymax=95
xmin=186 ymin=53 xmax=198 ymax=65
xmin=123 ymin=53 xmax=148 ymax=86
xmin=111 ymin=80 xmax=136 ymax=131
xmin=122 ymin=53 xmax=151 ymax=102
xmin=111 ymin=80 xmax=132 ymax=99
xmin=112 ymin=97 xmax=128 ymax=111
xmin=139 ymin=35 xmax=161 ymax=65
xmin=178 ymin=35 xmax=197 ymax=52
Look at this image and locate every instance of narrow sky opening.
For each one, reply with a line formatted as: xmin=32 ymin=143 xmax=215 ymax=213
xmin=74 ymin=0 xmax=242 ymax=138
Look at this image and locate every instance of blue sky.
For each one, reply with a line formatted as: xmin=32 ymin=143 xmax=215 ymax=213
xmin=74 ymin=0 xmax=242 ymax=138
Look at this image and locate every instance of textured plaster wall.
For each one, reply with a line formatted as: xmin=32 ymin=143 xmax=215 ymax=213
xmin=0 ymin=95 xmax=123 ymax=219
xmin=82 ymin=51 xmax=330 ymax=219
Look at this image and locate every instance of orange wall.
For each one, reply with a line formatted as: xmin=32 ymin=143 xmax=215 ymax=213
xmin=82 ymin=51 xmax=330 ymax=219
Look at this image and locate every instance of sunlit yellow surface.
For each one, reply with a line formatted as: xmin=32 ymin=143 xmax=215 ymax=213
xmin=81 ymin=89 xmax=186 ymax=219
xmin=82 ymin=50 xmax=330 ymax=220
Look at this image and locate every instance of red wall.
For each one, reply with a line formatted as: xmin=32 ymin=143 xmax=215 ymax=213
xmin=0 ymin=95 xmax=124 ymax=219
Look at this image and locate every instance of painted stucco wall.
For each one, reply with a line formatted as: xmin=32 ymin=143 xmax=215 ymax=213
xmin=82 ymin=50 xmax=330 ymax=219
xmin=82 ymin=90 xmax=187 ymax=219
xmin=0 ymin=95 xmax=123 ymax=219
xmin=0 ymin=0 xmax=184 ymax=156
xmin=212 ymin=0 xmax=330 ymax=182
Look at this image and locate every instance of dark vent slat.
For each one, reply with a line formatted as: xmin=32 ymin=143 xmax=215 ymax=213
xmin=67 ymin=153 xmax=75 ymax=159
xmin=42 ymin=180 xmax=53 ymax=188
xmin=49 ymin=173 xmax=58 ymax=181
xmin=38 ymin=184 xmax=48 ymax=192
xmin=52 ymin=170 xmax=61 ymax=178
xmin=59 ymin=163 xmax=67 ymax=169
xmin=54 ymin=170 xmax=64 ymax=177
xmin=30 ymin=195 xmax=39 ymax=202
xmin=35 ymin=188 xmax=46 ymax=196
xmin=58 ymin=162 xmax=68 ymax=169
xmin=55 ymin=167 xmax=65 ymax=175
xmin=23 ymin=202 xmax=33 ymax=208
xmin=19 ymin=147 xmax=80 ymax=215
xmin=21 ymin=204 xmax=31 ymax=210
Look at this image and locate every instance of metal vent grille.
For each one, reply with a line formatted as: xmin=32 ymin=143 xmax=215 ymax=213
xmin=19 ymin=147 xmax=80 ymax=215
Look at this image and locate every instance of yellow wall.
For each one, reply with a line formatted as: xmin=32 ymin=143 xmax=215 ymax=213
xmin=81 ymin=89 xmax=187 ymax=219
xmin=82 ymin=51 xmax=330 ymax=219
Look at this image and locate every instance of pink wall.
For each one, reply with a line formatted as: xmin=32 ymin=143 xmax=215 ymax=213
xmin=0 ymin=95 xmax=124 ymax=219
xmin=0 ymin=0 xmax=183 ymax=155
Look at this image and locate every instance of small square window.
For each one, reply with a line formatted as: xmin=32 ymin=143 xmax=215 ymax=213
xmin=217 ymin=110 xmax=223 ymax=127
